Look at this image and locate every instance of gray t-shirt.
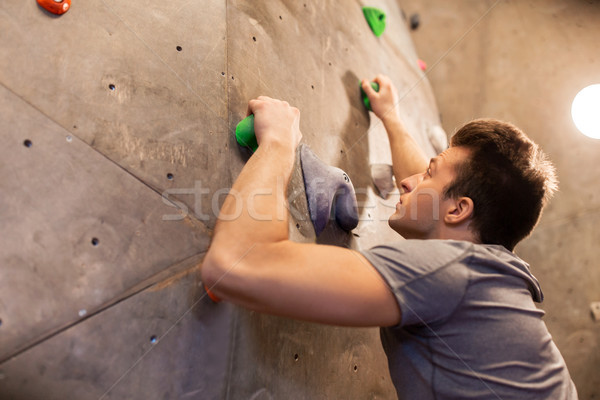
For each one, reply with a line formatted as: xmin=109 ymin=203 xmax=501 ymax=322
xmin=361 ymin=239 xmax=577 ymax=400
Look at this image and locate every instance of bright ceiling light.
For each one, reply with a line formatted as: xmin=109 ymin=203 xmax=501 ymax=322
xmin=571 ymin=84 xmax=600 ymax=139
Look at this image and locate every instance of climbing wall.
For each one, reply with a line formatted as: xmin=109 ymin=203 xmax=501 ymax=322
xmin=0 ymin=1 xmax=446 ymax=399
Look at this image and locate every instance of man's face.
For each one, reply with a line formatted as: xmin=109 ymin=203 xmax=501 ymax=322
xmin=388 ymin=146 xmax=470 ymax=239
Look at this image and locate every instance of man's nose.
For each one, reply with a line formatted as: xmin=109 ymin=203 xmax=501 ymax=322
xmin=399 ymin=174 xmax=419 ymax=194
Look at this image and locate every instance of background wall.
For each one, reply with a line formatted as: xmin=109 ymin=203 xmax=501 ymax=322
xmin=3 ymin=1 xmax=594 ymax=399
xmin=400 ymin=1 xmax=600 ymax=398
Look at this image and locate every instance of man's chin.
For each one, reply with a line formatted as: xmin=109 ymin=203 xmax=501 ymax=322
xmin=388 ymin=215 xmax=404 ymax=234
xmin=388 ymin=217 xmax=423 ymax=240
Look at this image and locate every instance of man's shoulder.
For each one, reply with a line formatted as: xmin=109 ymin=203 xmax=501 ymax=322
xmin=361 ymin=239 xmax=475 ymax=277
xmin=363 ymin=240 xmax=474 ymax=327
xmin=367 ymin=239 xmax=475 ymax=261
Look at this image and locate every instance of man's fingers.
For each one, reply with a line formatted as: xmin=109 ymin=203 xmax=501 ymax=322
xmin=374 ymin=74 xmax=390 ymax=86
xmin=249 ymin=96 xmax=292 ymax=113
xmin=374 ymin=74 xmax=395 ymax=93
xmin=248 ymin=98 xmax=265 ymax=116
xmin=247 ymin=97 xmax=299 ymax=130
xmin=248 ymin=97 xmax=271 ymax=115
xmin=362 ymin=79 xmax=377 ymax=98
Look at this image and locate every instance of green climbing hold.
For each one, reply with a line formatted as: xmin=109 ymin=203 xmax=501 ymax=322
xmin=360 ymin=81 xmax=379 ymax=111
xmin=235 ymin=114 xmax=258 ymax=151
xmin=362 ymin=7 xmax=386 ymax=37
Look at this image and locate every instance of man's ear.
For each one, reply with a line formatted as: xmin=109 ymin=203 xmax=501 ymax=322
xmin=444 ymin=197 xmax=474 ymax=225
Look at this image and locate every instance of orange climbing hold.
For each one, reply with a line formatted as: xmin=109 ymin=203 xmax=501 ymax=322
xmin=37 ymin=0 xmax=71 ymax=15
xmin=204 ymin=285 xmax=221 ymax=303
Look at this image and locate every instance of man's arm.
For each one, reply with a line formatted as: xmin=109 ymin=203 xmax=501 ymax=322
xmin=201 ymin=96 xmax=401 ymax=327
xmin=361 ymin=75 xmax=429 ymax=183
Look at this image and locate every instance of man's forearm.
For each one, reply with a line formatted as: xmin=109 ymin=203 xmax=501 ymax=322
xmin=212 ymin=142 xmax=295 ymax=252
xmin=360 ymin=75 xmax=429 ymax=182
xmin=382 ymin=116 xmax=429 ymax=183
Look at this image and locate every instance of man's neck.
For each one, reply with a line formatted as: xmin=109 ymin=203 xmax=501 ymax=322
xmin=426 ymin=223 xmax=479 ymax=244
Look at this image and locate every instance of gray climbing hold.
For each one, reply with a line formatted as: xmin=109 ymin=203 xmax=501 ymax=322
xmin=410 ymin=13 xmax=420 ymax=30
xmin=371 ymin=164 xmax=395 ymax=199
xmin=299 ymin=144 xmax=359 ymax=236
xmin=427 ymin=124 xmax=448 ymax=154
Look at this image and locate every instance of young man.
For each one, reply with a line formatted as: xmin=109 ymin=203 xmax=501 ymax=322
xmin=202 ymin=75 xmax=577 ymax=399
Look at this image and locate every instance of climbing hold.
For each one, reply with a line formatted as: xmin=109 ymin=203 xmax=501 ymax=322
xmin=371 ymin=164 xmax=394 ymax=199
xmin=300 ymin=145 xmax=359 ymax=236
xmin=233 ymin=113 xmax=358 ymax=235
xmin=362 ymin=7 xmax=386 ymax=37
xmin=205 ymin=285 xmax=221 ymax=303
xmin=590 ymin=302 xmax=600 ymax=322
xmin=235 ymin=115 xmax=258 ymax=152
xmin=37 ymin=0 xmax=71 ymax=15
xmin=417 ymin=59 xmax=427 ymax=71
xmin=409 ymin=13 xmax=420 ymax=30
xmin=360 ymin=81 xmax=379 ymax=111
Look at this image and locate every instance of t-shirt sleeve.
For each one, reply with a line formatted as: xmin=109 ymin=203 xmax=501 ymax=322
xmin=360 ymin=240 xmax=472 ymax=327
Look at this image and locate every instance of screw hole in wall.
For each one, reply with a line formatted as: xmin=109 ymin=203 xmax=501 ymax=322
xmin=252 ymin=36 xmax=256 ymax=42
xmin=294 ymin=353 xmax=299 ymax=361
xmin=150 ymin=335 xmax=158 ymax=344
xmin=23 ymin=139 xmax=33 ymax=148
xmin=296 ymin=223 xmax=300 ymax=230
xmin=109 ymin=84 xmax=116 ymax=91
xmin=167 ymin=173 xmax=174 ymax=180
xmin=353 ymin=365 xmax=358 ymax=372
xmin=176 ymin=45 xmax=182 ymax=51
xmin=91 ymin=237 xmax=99 ymax=246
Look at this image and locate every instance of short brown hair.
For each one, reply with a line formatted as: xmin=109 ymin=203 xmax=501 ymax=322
xmin=444 ymin=119 xmax=558 ymax=251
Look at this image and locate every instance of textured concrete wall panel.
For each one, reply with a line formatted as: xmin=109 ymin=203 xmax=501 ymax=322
xmin=0 ymin=264 xmax=233 ymax=400
xmin=0 ymin=85 xmax=208 ymax=363
xmin=0 ymin=0 xmax=229 ymax=227
xmin=0 ymin=1 xmax=447 ymax=399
